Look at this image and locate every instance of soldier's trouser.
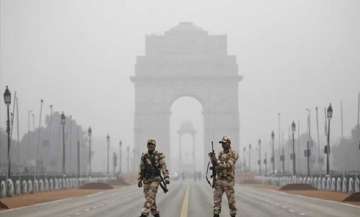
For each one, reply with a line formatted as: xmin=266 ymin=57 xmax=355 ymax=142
xmin=142 ymin=181 xmax=160 ymax=216
xmin=213 ymin=180 xmax=237 ymax=216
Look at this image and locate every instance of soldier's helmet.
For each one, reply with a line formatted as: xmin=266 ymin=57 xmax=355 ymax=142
xmin=147 ymin=139 xmax=156 ymax=146
xmin=219 ymin=136 xmax=231 ymax=145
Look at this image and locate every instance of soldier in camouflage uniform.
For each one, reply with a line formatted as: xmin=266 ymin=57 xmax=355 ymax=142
xmin=138 ymin=139 xmax=170 ymax=217
xmin=209 ymin=136 xmax=239 ymax=217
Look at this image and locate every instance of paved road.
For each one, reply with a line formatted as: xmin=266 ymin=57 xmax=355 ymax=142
xmin=1 ymin=181 xmax=359 ymax=217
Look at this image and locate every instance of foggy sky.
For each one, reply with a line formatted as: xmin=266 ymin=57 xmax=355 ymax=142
xmin=1 ymin=0 xmax=360 ymax=160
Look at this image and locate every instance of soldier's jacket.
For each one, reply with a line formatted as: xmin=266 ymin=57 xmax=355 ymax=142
xmin=138 ymin=151 xmax=169 ymax=184
xmin=215 ymin=149 xmax=239 ymax=183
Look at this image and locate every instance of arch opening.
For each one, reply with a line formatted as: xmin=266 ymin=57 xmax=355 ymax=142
xmin=170 ymin=96 xmax=204 ymax=178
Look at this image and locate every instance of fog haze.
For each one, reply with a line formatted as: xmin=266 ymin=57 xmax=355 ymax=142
xmin=1 ymin=0 xmax=360 ymax=167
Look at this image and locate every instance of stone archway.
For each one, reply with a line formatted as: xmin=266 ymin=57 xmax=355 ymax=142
xmin=131 ymin=22 xmax=242 ymax=168
xmin=177 ymin=121 xmax=197 ymax=172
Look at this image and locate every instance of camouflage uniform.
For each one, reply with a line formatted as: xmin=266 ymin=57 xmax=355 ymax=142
xmin=212 ymin=137 xmax=239 ymax=217
xmin=138 ymin=140 xmax=169 ymax=217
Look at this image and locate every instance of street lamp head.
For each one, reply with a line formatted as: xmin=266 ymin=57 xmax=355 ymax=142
xmin=291 ymin=121 xmax=296 ymax=132
xmin=88 ymin=127 xmax=92 ymax=136
xmin=271 ymin=131 xmax=275 ymax=139
xmin=3 ymin=86 xmax=11 ymax=105
xmin=60 ymin=112 xmax=66 ymax=124
xmin=327 ymin=103 xmax=333 ymax=119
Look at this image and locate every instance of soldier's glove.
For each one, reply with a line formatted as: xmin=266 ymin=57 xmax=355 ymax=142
xmin=164 ymin=177 xmax=170 ymax=185
xmin=137 ymin=180 xmax=143 ymax=188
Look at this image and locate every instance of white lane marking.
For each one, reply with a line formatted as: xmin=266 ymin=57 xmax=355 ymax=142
xmin=179 ymin=186 xmax=190 ymax=217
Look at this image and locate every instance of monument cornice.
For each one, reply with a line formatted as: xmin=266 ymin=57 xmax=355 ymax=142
xmin=130 ymin=75 xmax=243 ymax=82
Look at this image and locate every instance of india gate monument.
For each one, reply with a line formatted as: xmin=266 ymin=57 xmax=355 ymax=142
xmin=131 ymin=22 xmax=242 ymax=169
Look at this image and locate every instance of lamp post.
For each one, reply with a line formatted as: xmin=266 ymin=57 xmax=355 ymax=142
xmin=248 ymin=144 xmax=252 ymax=171
xmin=305 ymin=109 xmax=312 ymax=176
xmin=126 ymin=146 xmax=130 ymax=173
xmin=271 ymin=131 xmax=275 ymax=174
xmin=88 ymin=127 xmax=92 ymax=177
xmin=119 ymin=140 xmax=122 ymax=175
xmin=278 ymin=113 xmax=281 ymax=173
xmin=315 ymin=106 xmax=324 ymax=174
xmin=305 ymin=141 xmax=311 ymax=176
xmin=61 ymin=112 xmax=66 ymax=176
xmin=113 ymin=152 xmax=117 ymax=176
xmin=68 ymin=115 xmax=72 ymax=175
xmin=132 ymin=149 xmax=136 ymax=173
xmin=257 ymin=139 xmax=262 ymax=175
xmin=325 ymin=104 xmax=333 ymax=175
xmin=77 ymin=140 xmax=80 ymax=178
xmin=27 ymin=110 xmax=31 ymax=133
xmin=32 ymin=112 xmax=35 ymax=131
xmin=49 ymin=105 xmax=53 ymax=175
xmin=242 ymin=147 xmax=246 ymax=171
xmin=3 ymin=86 xmax=11 ymax=179
xmin=36 ymin=99 xmax=44 ymax=177
xmin=280 ymin=147 xmax=285 ymax=175
xmin=264 ymin=152 xmax=268 ymax=176
xmin=291 ymin=121 xmax=296 ymax=176
xmin=357 ymin=93 xmax=360 ymax=150
xmin=106 ymin=134 xmax=110 ymax=175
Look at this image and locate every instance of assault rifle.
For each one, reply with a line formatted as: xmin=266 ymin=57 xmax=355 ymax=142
xmin=206 ymin=141 xmax=217 ymax=188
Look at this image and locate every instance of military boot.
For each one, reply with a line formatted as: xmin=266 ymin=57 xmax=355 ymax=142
xmin=139 ymin=214 xmax=147 ymax=217
xmin=213 ymin=214 xmax=219 ymax=217
xmin=153 ymin=214 xmax=160 ymax=217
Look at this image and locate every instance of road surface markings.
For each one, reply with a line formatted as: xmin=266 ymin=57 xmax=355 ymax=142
xmin=179 ymin=186 xmax=190 ymax=217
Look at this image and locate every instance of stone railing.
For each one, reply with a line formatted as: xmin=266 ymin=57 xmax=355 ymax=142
xmin=0 ymin=176 xmax=116 ymax=198
xmin=255 ymin=175 xmax=360 ymax=193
